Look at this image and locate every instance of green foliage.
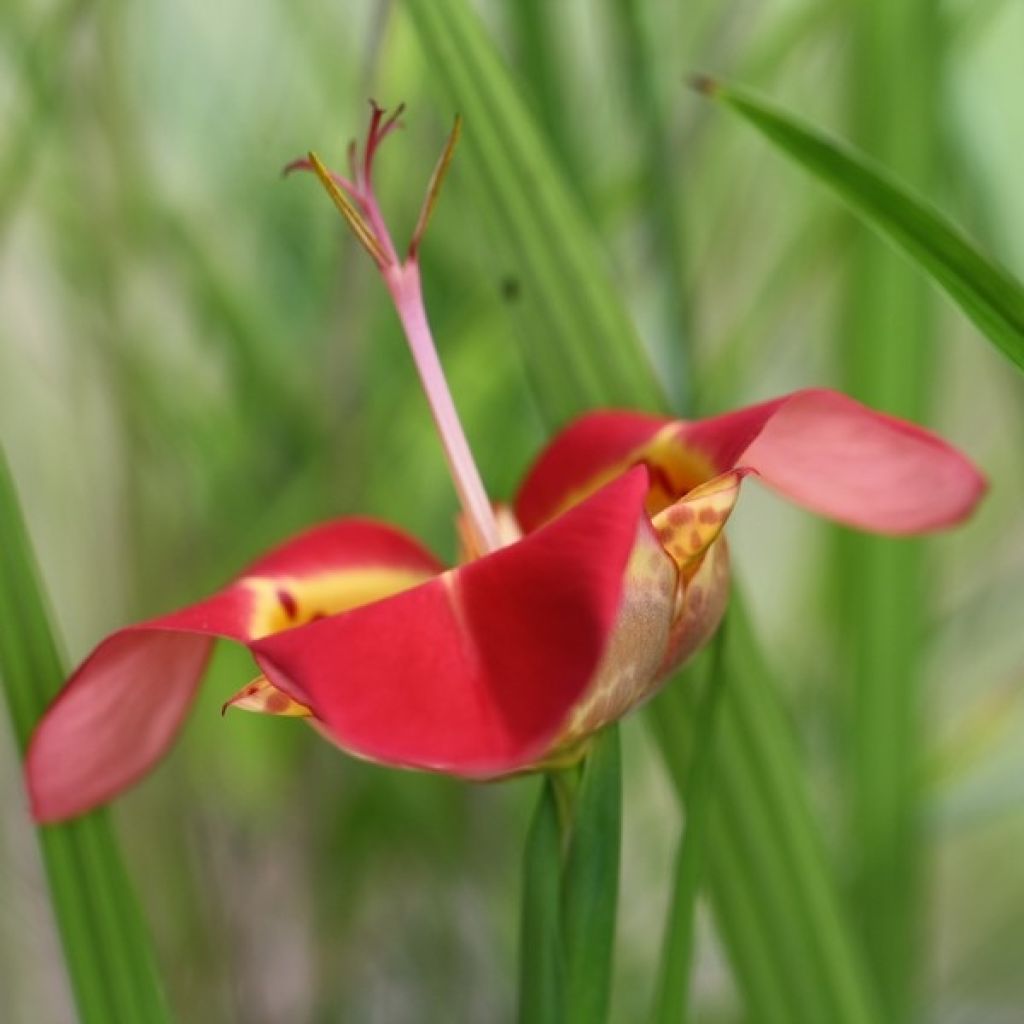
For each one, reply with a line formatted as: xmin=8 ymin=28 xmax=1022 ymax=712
xmin=698 ymin=77 xmax=1024 ymax=373
xmin=562 ymin=728 xmax=622 ymax=1024
xmin=518 ymin=728 xmax=622 ymax=1024
xmin=651 ymin=596 xmax=881 ymax=1024
xmin=403 ymin=0 xmax=667 ymax=427
xmin=839 ymin=7 xmax=939 ymax=1018
xmin=650 ymin=630 xmax=726 ymax=1024
xmin=518 ymin=780 xmax=565 ymax=1024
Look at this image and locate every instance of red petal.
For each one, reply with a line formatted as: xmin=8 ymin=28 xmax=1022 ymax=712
xmin=252 ymin=468 xmax=652 ymax=776
xmin=515 ymin=411 xmax=682 ymax=531
xmin=682 ymin=389 xmax=986 ymax=534
xmin=26 ymin=520 xmax=442 ymax=822
xmin=516 ymin=391 xmax=985 ymax=536
xmin=540 ymin=516 xmax=678 ymax=761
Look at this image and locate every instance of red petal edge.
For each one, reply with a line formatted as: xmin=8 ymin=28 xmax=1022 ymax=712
xmin=682 ymin=389 xmax=987 ymax=534
xmin=253 ymin=467 xmax=652 ymax=777
xmin=515 ymin=390 xmax=986 ymax=537
xmin=515 ymin=411 xmax=671 ymax=532
xmin=26 ymin=519 xmax=443 ymax=823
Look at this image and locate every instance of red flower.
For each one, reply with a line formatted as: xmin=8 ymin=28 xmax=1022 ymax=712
xmin=25 ymin=108 xmax=986 ymax=823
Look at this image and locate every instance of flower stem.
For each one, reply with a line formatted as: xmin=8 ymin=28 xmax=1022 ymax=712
xmin=561 ymin=725 xmax=622 ymax=1024
xmin=650 ymin=625 xmax=727 ymax=1024
xmin=518 ymin=778 xmax=566 ymax=1024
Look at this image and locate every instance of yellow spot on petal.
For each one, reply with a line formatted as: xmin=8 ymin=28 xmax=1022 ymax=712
xmin=243 ymin=567 xmax=433 ymax=640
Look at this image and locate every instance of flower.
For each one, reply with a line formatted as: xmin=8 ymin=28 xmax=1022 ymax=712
xmin=25 ymin=107 xmax=986 ymax=823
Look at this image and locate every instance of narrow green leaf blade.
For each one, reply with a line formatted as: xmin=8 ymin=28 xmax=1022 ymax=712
xmin=562 ymin=726 xmax=622 ymax=1024
xmin=403 ymin=0 xmax=667 ymax=426
xmin=696 ymin=77 xmax=1024 ymax=372
xmin=837 ymin=6 xmax=939 ymax=1018
xmin=0 ymin=451 xmax=170 ymax=1024
xmin=650 ymin=628 xmax=727 ymax=1024
xmin=518 ymin=779 xmax=566 ymax=1024
xmin=651 ymin=593 xmax=881 ymax=1024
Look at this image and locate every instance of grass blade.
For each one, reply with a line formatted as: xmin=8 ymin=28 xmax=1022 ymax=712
xmin=403 ymin=0 xmax=667 ymax=428
xmin=518 ymin=779 xmax=566 ymax=1024
xmin=837 ymin=5 xmax=941 ymax=1019
xmin=651 ymin=594 xmax=881 ymax=1024
xmin=650 ymin=627 xmax=726 ymax=1024
xmin=607 ymin=0 xmax=695 ymax=409
xmin=561 ymin=726 xmax=622 ymax=1024
xmin=0 ymin=451 xmax=170 ymax=1024
xmin=505 ymin=0 xmax=581 ymax=187
xmin=693 ymin=76 xmax=1024 ymax=373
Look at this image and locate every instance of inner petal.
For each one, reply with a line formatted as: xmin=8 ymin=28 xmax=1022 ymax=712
xmin=541 ymin=519 xmax=678 ymax=763
xmin=515 ymin=412 xmax=717 ymax=533
xmin=224 ymin=675 xmax=313 ymax=717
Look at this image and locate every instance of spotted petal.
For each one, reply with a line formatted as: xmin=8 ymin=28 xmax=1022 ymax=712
xmin=516 ymin=389 xmax=985 ymax=535
xmin=27 ymin=520 xmax=443 ymax=822
xmin=252 ymin=468 xmax=653 ymax=777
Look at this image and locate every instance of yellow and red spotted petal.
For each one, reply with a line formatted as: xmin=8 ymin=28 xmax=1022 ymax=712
xmin=660 ymin=536 xmax=731 ymax=675
xmin=547 ymin=469 xmax=744 ymax=759
xmin=223 ymin=675 xmax=313 ymax=718
xmin=251 ymin=468 xmax=654 ymax=778
xmin=652 ymin=470 xmax=745 ymax=575
xmin=26 ymin=520 xmax=443 ymax=823
xmin=516 ymin=389 xmax=985 ymax=536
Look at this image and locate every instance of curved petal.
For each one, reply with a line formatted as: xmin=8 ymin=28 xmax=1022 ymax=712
xmin=652 ymin=470 xmax=745 ymax=574
xmin=253 ymin=468 xmax=653 ymax=778
xmin=537 ymin=471 xmax=745 ymax=764
xmin=516 ymin=390 xmax=985 ymax=536
xmin=683 ymin=389 xmax=986 ymax=534
xmin=27 ymin=520 xmax=442 ymax=822
xmin=661 ymin=536 xmax=731 ymax=675
xmin=541 ymin=516 xmax=677 ymax=763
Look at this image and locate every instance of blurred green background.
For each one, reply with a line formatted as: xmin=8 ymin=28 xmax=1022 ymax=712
xmin=2 ymin=0 xmax=1023 ymax=1021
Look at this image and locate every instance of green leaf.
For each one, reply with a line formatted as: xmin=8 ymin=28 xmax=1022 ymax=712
xmin=518 ymin=779 xmax=566 ymax=1024
xmin=0 ymin=451 xmax=170 ymax=1024
xmin=561 ymin=727 xmax=622 ymax=1024
xmin=403 ymin=0 xmax=667 ymax=428
xmin=836 ymin=6 xmax=939 ymax=1019
xmin=650 ymin=627 xmax=727 ymax=1024
xmin=694 ymin=76 xmax=1024 ymax=373
xmin=606 ymin=0 xmax=695 ymax=410
xmin=651 ymin=595 xmax=881 ymax=1024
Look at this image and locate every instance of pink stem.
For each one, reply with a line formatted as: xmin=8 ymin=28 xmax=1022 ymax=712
xmin=384 ymin=263 xmax=502 ymax=555
xmin=303 ymin=108 xmax=500 ymax=552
